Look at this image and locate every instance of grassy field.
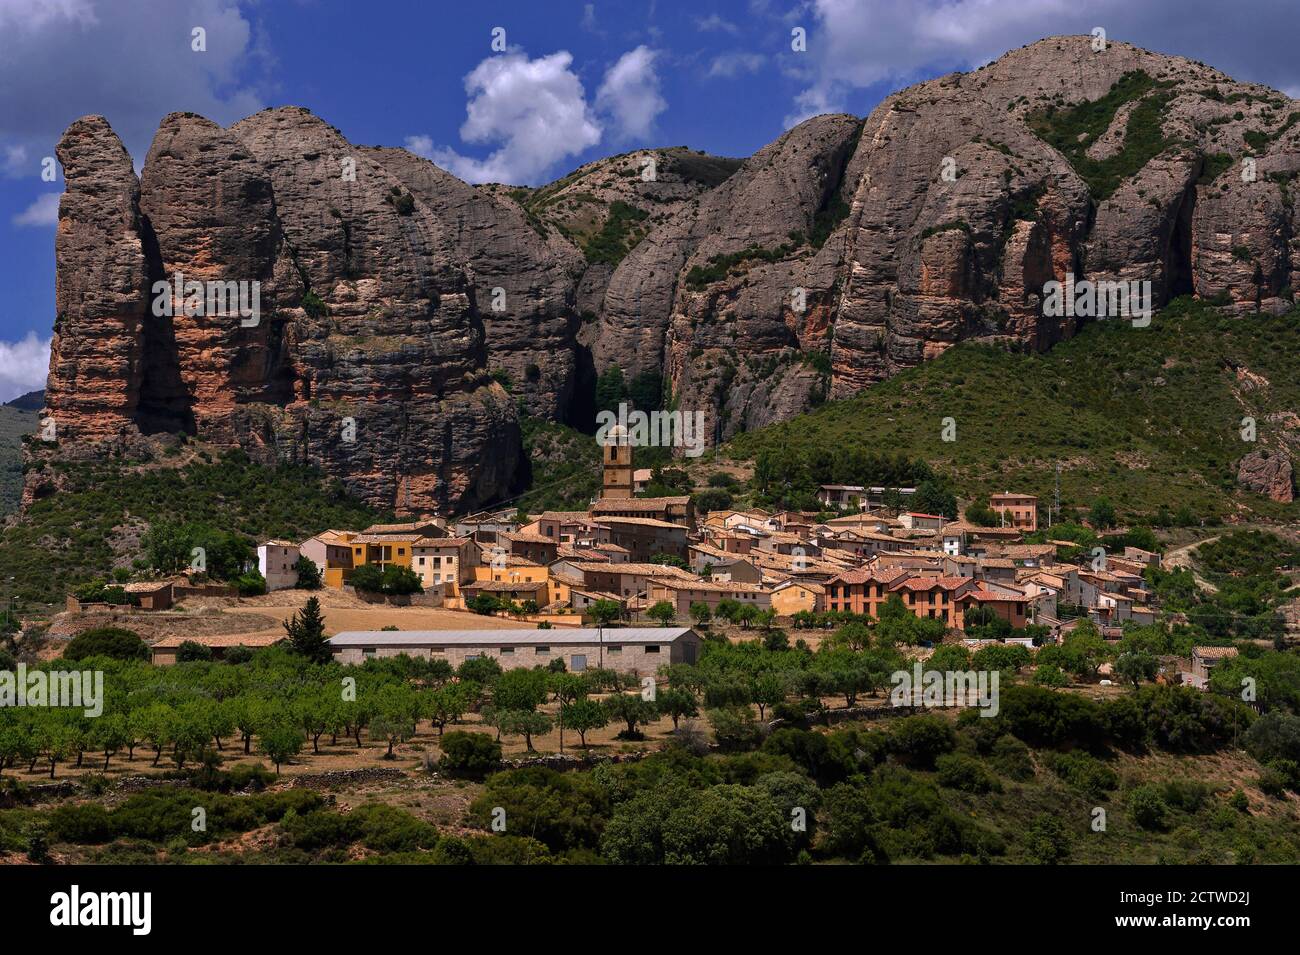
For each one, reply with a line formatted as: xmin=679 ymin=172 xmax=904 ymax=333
xmin=728 ymin=299 xmax=1300 ymax=524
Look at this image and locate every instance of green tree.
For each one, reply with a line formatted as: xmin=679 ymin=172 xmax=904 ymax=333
xmin=63 ymin=627 xmax=148 ymax=662
xmin=295 ymin=555 xmax=323 ymax=590
xmin=493 ymin=668 xmax=550 ymax=712
xmin=438 ymin=731 xmax=502 ymax=774
xmin=647 ymin=600 xmax=677 ymax=627
xmin=603 ymin=693 xmax=658 ymax=737
xmin=258 ymin=721 xmax=304 ymax=774
xmin=689 ymin=601 xmax=713 ymax=627
xmin=498 ymin=709 xmax=554 ymax=752
xmin=283 ymin=597 xmax=331 ymax=664
xmin=560 ymin=699 xmax=609 ymax=748
xmin=589 ymin=599 xmax=623 ymax=627
xmin=595 ymin=364 xmax=628 ymax=415
xmin=1115 ymin=651 xmax=1159 ymax=689
xmin=656 ymin=687 xmax=699 ymax=729
xmin=1089 ymin=498 xmax=1118 ymax=530
xmin=380 ymin=565 xmax=423 ymax=595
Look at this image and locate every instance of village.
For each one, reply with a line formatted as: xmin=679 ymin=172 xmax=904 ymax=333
xmin=55 ymin=431 xmax=1237 ymax=692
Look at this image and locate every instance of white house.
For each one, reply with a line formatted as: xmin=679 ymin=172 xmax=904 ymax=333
xmin=257 ymin=540 xmax=300 ymax=591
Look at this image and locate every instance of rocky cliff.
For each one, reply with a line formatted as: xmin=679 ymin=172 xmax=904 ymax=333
xmin=31 ymin=37 xmax=1300 ymax=509
xmin=31 ymin=108 xmax=523 ymax=513
xmin=592 ymin=36 xmax=1300 ymax=444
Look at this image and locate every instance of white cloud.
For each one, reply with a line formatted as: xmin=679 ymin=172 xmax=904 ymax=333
xmin=695 ymin=14 xmax=740 ymax=34
xmin=413 ymin=45 xmax=666 ymax=184
xmin=12 ymin=192 xmax=59 ymax=227
xmin=788 ymin=0 xmax=1300 ymax=127
xmin=0 ymin=0 xmax=266 ymax=174
xmin=0 ymin=0 xmax=96 ymax=33
xmin=2 ymin=143 xmax=29 ymax=175
xmin=415 ymin=50 xmax=602 ymax=185
xmin=595 ymin=46 xmax=667 ymax=141
xmin=707 ymin=52 xmax=767 ymax=79
xmin=403 ymin=134 xmax=434 ymax=156
xmin=0 ymin=332 xmax=50 ymax=404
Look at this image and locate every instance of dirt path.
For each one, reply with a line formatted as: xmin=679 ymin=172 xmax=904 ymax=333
xmin=1162 ymin=536 xmax=1220 ymax=594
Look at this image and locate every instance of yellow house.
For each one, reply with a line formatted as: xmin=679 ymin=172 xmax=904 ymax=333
xmin=349 ymin=533 xmax=421 ymax=571
xmin=770 ymin=579 xmax=825 ymax=616
xmin=473 ymin=559 xmax=563 ymax=607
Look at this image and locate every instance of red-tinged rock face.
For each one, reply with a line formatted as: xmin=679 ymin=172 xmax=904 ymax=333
xmin=34 ymin=109 xmax=523 ymax=513
xmin=1237 ymin=449 xmax=1295 ymax=503
xmin=46 ymin=116 xmax=148 ymax=444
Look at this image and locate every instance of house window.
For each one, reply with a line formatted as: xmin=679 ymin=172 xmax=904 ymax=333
xmin=570 ymin=654 xmax=587 ymax=671
xmin=645 ymin=645 xmax=660 ymax=654
xmin=417 ymin=557 xmax=425 ymax=566
xmin=535 ymin=646 xmax=550 ymax=654
xmin=608 ymin=646 xmax=622 ymax=655
xmin=363 ymin=648 xmax=376 ymax=659
xmin=501 ymin=647 xmax=514 ymax=655
xmin=397 ymin=548 xmax=405 ymax=556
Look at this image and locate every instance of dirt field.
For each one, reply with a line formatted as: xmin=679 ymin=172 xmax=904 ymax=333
xmin=45 ymin=587 xmax=537 ymax=647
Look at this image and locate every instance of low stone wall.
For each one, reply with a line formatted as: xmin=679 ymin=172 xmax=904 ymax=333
xmin=290 ymin=767 xmax=407 ymax=789
xmin=349 ymin=587 xmax=443 ymax=607
xmin=498 ymin=750 xmax=652 ymax=771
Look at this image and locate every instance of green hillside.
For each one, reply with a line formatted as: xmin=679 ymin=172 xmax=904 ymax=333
xmin=0 ymin=447 xmax=386 ymax=604
xmin=727 ymin=298 xmax=1300 ymax=524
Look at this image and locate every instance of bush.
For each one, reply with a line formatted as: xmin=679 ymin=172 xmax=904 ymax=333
xmin=999 ymin=685 xmax=1107 ymax=749
xmin=235 ymin=572 xmax=267 ymax=597
xmin=175 ymin=641 xmax=213 ymax=663
xmin=47 ymin=803 xmax=115 ymax=844
xmin=1042 ymin=751 xmax=1118 ymax=798
xmin=282 ymin=809 xmax=360 ymax=850
xmin=63 ymin=627 xmax=148 ymax=662
xmin=889 ymin=715 xmax=957 ymax=769
xmin=1244 ymin=711 xmax=1300 ymax=766
xmin=352 ymin=803 xmax=440 ymax=852
xmin=707 ymin=706 xmax=763 ymax=753
xmin=1022 ymin=814 xmax=1071 ymax=864
xmin=989 ymin=735 xmax=1035 ymax=781
xmin=971 ymin=642 xmax=1032 ymax=673
xmin=1128 ymin=784 xmax=1170 ymax=830
xmin=438 ymin=731 xmax=501 ymax=775
xmin=224 ymin=644 xmax=254 ymax=664
xmin=818 ymin=783 xmax=884 ymax=862
xmin=935 ymin=753 xmax=1002 ymax=793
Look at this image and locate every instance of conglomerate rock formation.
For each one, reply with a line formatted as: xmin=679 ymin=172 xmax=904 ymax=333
xmin=32 ymin=37 xmax=1300 ymax=510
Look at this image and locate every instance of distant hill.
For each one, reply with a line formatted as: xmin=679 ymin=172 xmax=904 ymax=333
xmin=5 ymin=389 xmax=44 ymax=411
xmin=727 ymin=299 xmax=1300 ymax=525
xmin=0 ymin=403 xmax=37 ymax=514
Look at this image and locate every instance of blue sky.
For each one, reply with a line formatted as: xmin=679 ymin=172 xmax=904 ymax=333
xmin=3 ymin=0 xmax=1300 ymax=402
